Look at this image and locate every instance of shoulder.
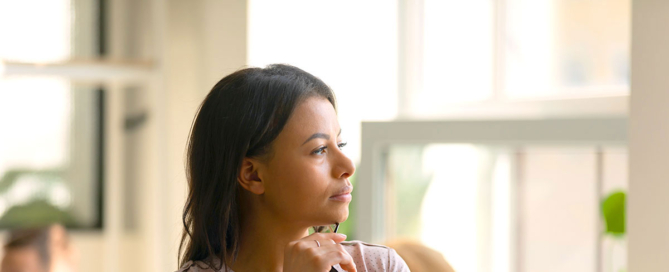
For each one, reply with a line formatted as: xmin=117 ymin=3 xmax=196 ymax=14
xmin=337 ymin=240 xmax=411 ymax=272
xmin=175 ymin=260 xmax=232 ymax=272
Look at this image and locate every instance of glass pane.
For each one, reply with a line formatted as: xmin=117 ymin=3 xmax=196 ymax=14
xmin=520 ymin=147 xmax=597 ymax=272
xmin=416 ymin=0 xmax=493 ymax=113
xmin=601 ymin=147 xmax=627 ymax=272
xmin=0 ymin=76 xmax=102 ymax=228
xmin=386 ymin=144 xmax=494 ymax=272
xmin=504 ymin=0 xmax=631 ymax=98
xmin=248 ymin=0 xmax=398 ymax=164
xmin=0 ymin=0 xmax=152 ymax=62
xmin=383 ymin=144 xmax=627 ymax=272
xmin=0 ymin=0 xmax=75 ymax=62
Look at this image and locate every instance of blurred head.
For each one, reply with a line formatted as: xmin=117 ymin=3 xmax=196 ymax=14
xmin=179 ymin=64 xmax=355 ymax=268
xmin=1 ymin=224 xmax=75 ymax=272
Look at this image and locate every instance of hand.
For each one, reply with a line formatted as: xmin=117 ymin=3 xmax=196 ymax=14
xmin=283 ymin=232 xmax=357 ymax=272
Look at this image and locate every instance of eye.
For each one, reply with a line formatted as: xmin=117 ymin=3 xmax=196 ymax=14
xmin=313 ymin=146 xmax=327 ymax=155
xmin=337 ymin=142 xmax=347 ymax=150
xmin=312 ymin=142 xmax=347 ymax=156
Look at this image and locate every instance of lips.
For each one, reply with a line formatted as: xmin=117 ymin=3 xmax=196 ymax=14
xmin=329 ymin=185 xmax=353 ymax=202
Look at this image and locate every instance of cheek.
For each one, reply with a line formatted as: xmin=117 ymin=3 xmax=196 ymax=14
xmin=267 ymin=156 xmax=330 ymax=211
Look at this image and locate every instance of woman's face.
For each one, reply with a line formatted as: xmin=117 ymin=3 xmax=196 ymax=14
xmin=258 ymin=96 xmax=355 ymax=227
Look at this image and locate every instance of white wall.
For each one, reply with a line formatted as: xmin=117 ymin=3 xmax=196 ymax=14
xmin=161 ymin=1 xmax=247 ymax=271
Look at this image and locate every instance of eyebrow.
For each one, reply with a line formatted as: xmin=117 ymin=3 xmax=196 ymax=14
xmin=301 ymin=129 xmax=342 ymax=146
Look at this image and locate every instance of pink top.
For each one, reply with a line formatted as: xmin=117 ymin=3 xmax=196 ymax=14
xmin=176 ymin=240 xmax=411 ymax=272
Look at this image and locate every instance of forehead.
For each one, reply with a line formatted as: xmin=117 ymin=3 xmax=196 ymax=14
xmin=280 ymin=97 xmax=338 ymax=141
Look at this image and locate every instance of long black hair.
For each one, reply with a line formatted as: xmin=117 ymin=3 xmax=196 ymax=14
xmin=179 ymin=64 xmax=336 ymax=270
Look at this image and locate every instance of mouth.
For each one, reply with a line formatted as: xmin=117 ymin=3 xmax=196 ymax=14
xmin=329 ymin=185 xmax=353 ymax=202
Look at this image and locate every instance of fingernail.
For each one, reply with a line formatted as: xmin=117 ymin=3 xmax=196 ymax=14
xmin=337 ymin=233 xmax=347 ymax=239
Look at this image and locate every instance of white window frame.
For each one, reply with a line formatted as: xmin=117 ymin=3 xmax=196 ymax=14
xmin=357 ymin=118 xmax=627 ymax=271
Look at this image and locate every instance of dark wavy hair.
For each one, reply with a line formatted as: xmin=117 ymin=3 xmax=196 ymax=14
xmin=179 ymin=64 xmax=336 ymax=270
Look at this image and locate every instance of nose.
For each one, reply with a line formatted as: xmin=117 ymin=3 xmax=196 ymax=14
xmin=332 ymin=147 xmax=355 ymax=180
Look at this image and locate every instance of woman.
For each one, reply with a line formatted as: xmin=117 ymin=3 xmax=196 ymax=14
xmin=177 ymin=64 xmax=410 ymax=272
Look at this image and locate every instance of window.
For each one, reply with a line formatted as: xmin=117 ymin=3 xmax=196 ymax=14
xmin=364 ymin=0 xmax=631 ymax=270
xmin=0 ymin=81 xmax=103 ymax=228
xmin=372 ymin=1 xmax=630 ymax=270
xmin=0 ymin=0 xmax=106 ymax=228
xmin=0 ymin=0 xmax=73 ymax=62
xmin=360 ymin=119 xmax=627 ymax=272
xmin=418 ymin=0 xmax=494 ymax=109
xmin=403 ymin=0 xmax=630 ymax=119
xmin=504 ymin=0 xmax=630 ymax=98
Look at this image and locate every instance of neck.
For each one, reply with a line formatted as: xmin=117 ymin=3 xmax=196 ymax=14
xmin=230 ymin=198 xmax=309 ymax=272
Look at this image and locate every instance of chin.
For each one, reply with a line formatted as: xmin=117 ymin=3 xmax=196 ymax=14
xmin=317 ymin=206 xmax=349 ymax=225
xmin=332 ymin=207 xmax=349 ymax=223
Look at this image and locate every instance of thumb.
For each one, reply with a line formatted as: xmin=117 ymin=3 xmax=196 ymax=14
xmin=331 ymin=233 xmax=347 ymax=243
xmin=318 ymin=233 xmax=346 ymax=243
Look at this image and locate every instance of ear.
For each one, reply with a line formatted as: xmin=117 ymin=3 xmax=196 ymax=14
xmin=238 ymin=157 xmax=265 ymax=195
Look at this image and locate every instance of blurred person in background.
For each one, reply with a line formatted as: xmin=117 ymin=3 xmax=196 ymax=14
xmin=1 ymin=224 xmax=76 ymax=272
xmin=177 ymin=64 xmax=410 ymax=272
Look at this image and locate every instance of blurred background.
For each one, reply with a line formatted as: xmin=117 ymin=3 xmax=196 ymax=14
xmin=1 ymin=0 xmax=667 ymax=271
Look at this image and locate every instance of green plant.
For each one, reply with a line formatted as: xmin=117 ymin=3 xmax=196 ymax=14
xmin=602 ymin=190 xmax=626 ymax=272
xmin=601 ymin=190 xmax=626 ymax=237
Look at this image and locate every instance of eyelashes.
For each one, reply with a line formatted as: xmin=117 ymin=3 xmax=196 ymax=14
xmin=337 ymin=142 xmax=347 ymax=149
xmin=313 ymin=142 xmax=347 ymax=155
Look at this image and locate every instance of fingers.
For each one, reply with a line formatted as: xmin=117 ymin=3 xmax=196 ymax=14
xmin=315 ymin=237 xmax=337 ymax=246
xmin=320 ymin=246 xmax=356 ymax=272
xmin=307 ymin=232 xmax=347 ymax=244
xmin=284 ymin=232 xmax=354 ymax=271
xmin=285 ymin=233 xmax=346 ymax=254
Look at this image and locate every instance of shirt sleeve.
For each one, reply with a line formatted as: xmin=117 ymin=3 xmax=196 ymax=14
xmin=175 ymin=260 xmax=196 ymax=272
xmin=387 ymin=248 xmax=411 ymax=272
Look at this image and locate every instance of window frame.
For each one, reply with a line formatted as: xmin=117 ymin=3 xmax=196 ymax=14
xmin=357 ymin=117 xmax=627 ymax=270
